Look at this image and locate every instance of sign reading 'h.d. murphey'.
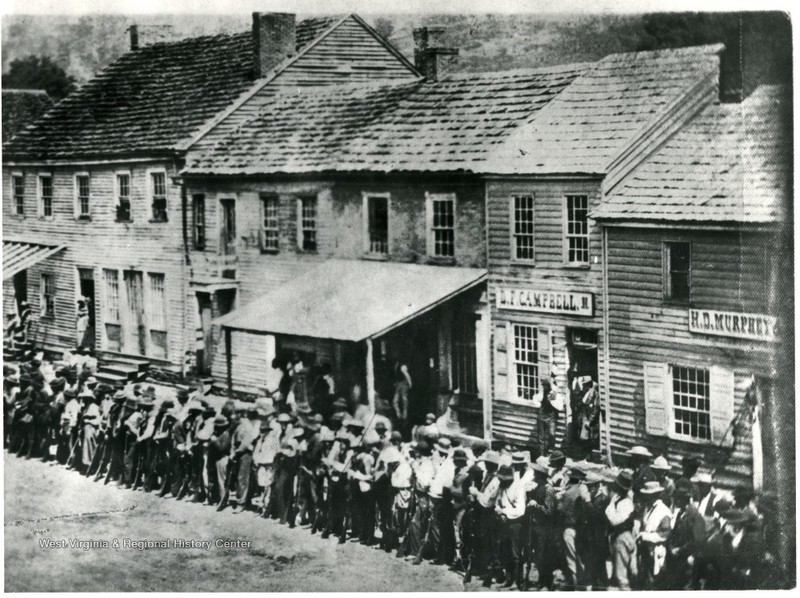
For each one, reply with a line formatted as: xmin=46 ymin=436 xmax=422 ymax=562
xmin=496 ymin=287 xmax=593 ymax=316
xmin=689 ymin=308 xmax=777 ymax=342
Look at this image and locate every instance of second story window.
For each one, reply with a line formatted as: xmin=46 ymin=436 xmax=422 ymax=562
xmin=192 ymin=194 xmax=205 ymax=250
xmin=150 ymin=172 xmax=167 ymax=222
xmin=664 ymin=241 xmax=691 ymax=302
xmin=427 ymin=192 xmax=455 ymax=258
xmin=38 ymin=174 xmax=53 ymax=218
xmin=298 ymin=196 xmax=317 ymax=252
xmin=364 ymin=194 xmax=389 ymax=255
xmin=512 ymin=194 xmax=535 ymax=261
xmin=565 ymin=194 xmax=589 ymax=264
xmin=12 ymin=174 xmax=24 ymax=216
xmin=75 ymin=174 xmax=90 ymax=218
xmin=261 ymin=193 xmax=279 ymax=252
xmin=116 ymin=173 xmax=131 ymax=222
xmin=40 ymin=273 xmax=55 ymax=317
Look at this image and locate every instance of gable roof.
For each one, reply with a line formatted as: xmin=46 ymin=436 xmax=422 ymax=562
xmin=2 ymin=89 xmax=53 ymax=142
xmin=2 ymin=16 xmax=340 ymax=161
xmin=592 ymin=85 xmax=791 ymax=224
xmin=183 ymin=62 xmax=590 ymax=175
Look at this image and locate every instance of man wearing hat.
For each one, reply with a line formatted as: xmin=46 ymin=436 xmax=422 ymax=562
xmin=664 ymin=478 xmax=706 ymax=590
xmin=400 ymin=439 xmax=435 ymax=559
xmin=548 ymin=450 xmax=568 ymax=494
xmin=537 ymin=378 xmax=562 ymax=456
xmin=79 ymin=387 xmax=102 ymax=474
xmin=58 ymin=387 xmax=81 ymax=464
xmin=413 ymin=437 xmax=456 ymax=565
xmin=560 ymin=467 xmax=592 ymax=589
xmin=121 ymin=396 xmax=146 ymax=487
xmin=626 ymin=445 xmax=655 ymax=496
xmin=493 ymin=464 xmax=527 ymax=589
xmin=143 ymin=398 xmax=174 ymax=492
xmin=413 ymin=412 xmax=439 ymax=444
xmin=131 ymin=395 xmax=158 ymax=490
xmin=694 ymin=472 xmax=721 ymax=519
xmin=605 ymin=471 xmax=637 ymax=590
xmin=448 ymin=448 xmax=472 ymax=571
xmin=252 ymin=405 xmax=279 ymax=516
xmin=651 ymin=455 xmax=675 ymax=508
xmin=104 ymin=393 xmax=136 ymax=485
xmin=637 ymin=480 xmax=672 ymax=589
xmin=527 ymin=461 xmax=559 ymax=590
xmin=229 ymin=405 xmax=260 ymax=514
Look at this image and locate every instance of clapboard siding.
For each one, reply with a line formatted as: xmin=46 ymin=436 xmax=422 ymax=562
xmin=190 ymin=16 xmax=418 ymax=154
xmin=3 ymin=163 xmax=189 ymax=368
xmin=605 ymin=226 xmax=776 ymax=488
xmin=486 ymin=178 xmax=605 ymax=448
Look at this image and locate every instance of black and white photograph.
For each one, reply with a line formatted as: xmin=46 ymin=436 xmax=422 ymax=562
xmin=1 ymin=0 xmax=795 ymax=592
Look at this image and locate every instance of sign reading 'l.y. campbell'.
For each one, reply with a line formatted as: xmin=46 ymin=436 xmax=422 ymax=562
xmin=689 ymin=308 xmax=777 ymax=342
xmin=496 ymin=287 xmax=593 ymax=316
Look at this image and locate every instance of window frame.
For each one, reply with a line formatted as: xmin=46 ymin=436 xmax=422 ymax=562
xmin=192 ymin=194 xmax=206 ymax=250
xmin=73 ymin=172 xmax=91 ymax=219
xmin=563 ymin=193 xmax=590 ymax=266
xmin=147 ymin=168 xmax=168 ymax=223
xmin=362 ymin=192 xmax=391 ymax=258
xmin=426 ymin=191 xmax=457 ymax=259
xmin=509 ymin=322 xmax=540 ymax=405
xmin=509 ymin=193 xmax=536 ymax=264
xmin=102 ymin=268 xmax=121 ymax=324
xmin=260 ymin=193 xmax=280 ymax=254
xmin=114 ymin=170 xmax=133 ymax=223
xmin=296 ymin=194 xmax=318 ymax=253
xmin=37 ymin=172 xmax=54 ymax=219
xmin=40 ymin=272 xmax=55 ymax=318
xmin=663 ymin=240 xmax=692 ymax=304
xmin=668 ymin=363 xmax=712 ymax=443
xmin=11 ymin=172 xmax=24 ymax=217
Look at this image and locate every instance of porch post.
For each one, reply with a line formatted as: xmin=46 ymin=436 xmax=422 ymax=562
xmin=366 ymin=337 xmax=375 ymax=412
xmin=224 ymin=327 xmax=233 ymax=398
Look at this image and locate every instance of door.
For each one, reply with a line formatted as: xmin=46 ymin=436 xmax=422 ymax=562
xmin=220 ymin=199 xmax=236 ymax=255
xmin=77 ymin=268 xmax=96 ymax=350
xmin=197 ymin=292 xmax=213 ymax=375
xmin=123 ymin=270 xmax=146 ymax=355
xmin=13 ymin=271 xmax=27 ymax=311
xmin=566 ymin=328 xmax=600 ymax=454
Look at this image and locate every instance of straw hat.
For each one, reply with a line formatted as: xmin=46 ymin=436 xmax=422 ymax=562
xmin=640 ymin=480 xmax=664 ymax=495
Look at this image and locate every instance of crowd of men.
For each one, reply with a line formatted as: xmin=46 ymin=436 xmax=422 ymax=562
xmin=3 ymin=351 xmax=780 ymax=591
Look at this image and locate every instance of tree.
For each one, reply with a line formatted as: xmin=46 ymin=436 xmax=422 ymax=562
xmin=2 ymin=55 xmax=76 ymax=100
xmin=373 ymin=17 xmax=395 ymax=41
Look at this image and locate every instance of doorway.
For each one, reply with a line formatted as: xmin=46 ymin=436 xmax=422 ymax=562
xmin=197 ymin=292 xmax=213 ymax=375
xmin=77 ymin=268 xmax=96 ymax=350
xmin=566 ymin=328 xmax=600 ymax=454
xmin=13 ymin=270 xmax=27 ymax=311
xmin=123 ymin=270 xmax=146 ymax=355
xmin=220 ymin=199 xmax=236 ymax=255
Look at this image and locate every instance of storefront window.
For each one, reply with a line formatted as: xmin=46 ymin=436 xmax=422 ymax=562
xmin=671 ymin=365 xmax=711 ymax=440
xmin=512 ymin=323 xmax=539 ymax=401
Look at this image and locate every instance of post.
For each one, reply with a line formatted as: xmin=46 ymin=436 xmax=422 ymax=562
xmin=224 ymin=327 xmax=233 ymax=398
xmin=601 ymin=226 xmax=614 ymax=465
xmin=366 ymin=337 xmax=375 ymax=412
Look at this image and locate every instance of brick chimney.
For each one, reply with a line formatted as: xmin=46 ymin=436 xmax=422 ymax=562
xmin=413 ymin=26 xmax=458 ymax=81
xmin=252 ymin=12 xmax=296 ymax=79
xmin=719 ymin=38 xmax=744 ymax=103
xmin=129 ymin=24 xmax=139 ymax=51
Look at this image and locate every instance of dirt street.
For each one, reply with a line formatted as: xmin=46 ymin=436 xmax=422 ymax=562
xmin=4 ymin=453 xmax=465 ymax=592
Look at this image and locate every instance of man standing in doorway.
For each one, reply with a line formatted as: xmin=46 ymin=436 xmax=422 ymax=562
xmin=537 ymin=379 xmax=560 ymax=457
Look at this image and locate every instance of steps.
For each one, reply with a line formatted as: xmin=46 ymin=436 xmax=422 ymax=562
xmin=95 ymin=353 xmax=150 ymax=387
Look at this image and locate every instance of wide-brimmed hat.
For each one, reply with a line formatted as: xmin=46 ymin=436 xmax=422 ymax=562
xmin=692 ymin=472 xmax=713 ymax=485
xmin=435 ymin=437 xmax=452 ymax=454
xmin=640 ymin=480 xmax=664 ymax=495
xmin=651 ymin=455 xmax=671 ymax=471
xmin=213 ymin=415 xmax=229 ymax=429
xmin=277 ymin=413 xmax=292 ymax=424
xmin=186 ymin=401 xmax=205 ymax=414
xmin=532 ymin=462 xmax=549 ymax=476
xmin=159 ymin=399 xmax=175 ymax=412
xmin=79 ymin=387 xmax=94 ymax=400
xmin=280 ymin=439 xmax=298 ymax=457
xmin=175 ymin=388 xmax=190 ymax=402
xmin=548 ymin=450 xmax=566 ymax=467
xmin=363 ymin=430 xmax=382 ymax=447
xmin=511 ymin=451 xmax=529 ymax=465
xmin=318 ymin=428 xmax=335 ymax=443
xmin=332 ymin=397 xmax=348 ymax=410
xmin=50 ymin=377 xmax=66 ymax=392
xmin=63 ymin=387 xmax=77 ymax=399
xmin=334 ymin=429 xmax=351 ymax=443
xmin=257 ymin=404 xmax=277 ymax=419
xmin=139 ymin=398 xmax=156 ymax=410
xmin=346 ymin=418 xmax=365 ymax=430
xmin=452 ymin=448 xmax=468 ymax=462
xmin=302 ymin=416 xmax=321 ymax=432
xmin=330 ymin=411 xmax=346 ymax=422
xmin=626 ymin=445 xmax=653 ymax=459
xmin=124 ymin=397 xmax=139 ymax=410
xmin=497 ymin=465 xmax=514 ymax=482
xmin=390 ymin=431 xmax=403 ymax=443
xmin=112 ymin=389 xmax=128 ymax=402
xmin=614 ymin=471 xmax=634 ymax=492
xmin=480 ymin=450 xmax=500 ymax=466
xmin=374 ymin=420 xmax=387 ymax=431
xmin=584 ymin=471 xmax=603 ymax=485
xmin=85 ymin=376 xmax=98 ymax=388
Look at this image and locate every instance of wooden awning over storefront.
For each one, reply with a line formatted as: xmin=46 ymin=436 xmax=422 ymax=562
xmin=215 ymin=259 xmax=487 ymax=342
xmin=3 ymin=239 xmax=66 ymax=281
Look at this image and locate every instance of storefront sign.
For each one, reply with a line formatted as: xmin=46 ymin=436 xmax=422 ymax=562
xmin=496 ymin=287 xmax=593 ymax=316
xmin=689 ymin=309 xmax=777 ymax=342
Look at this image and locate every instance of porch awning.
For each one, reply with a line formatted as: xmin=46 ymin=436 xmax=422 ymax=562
xmin=3 ymin=239 xmax=66 ymax=281
xmin=215 ymin=259 xmax=487 ymax=342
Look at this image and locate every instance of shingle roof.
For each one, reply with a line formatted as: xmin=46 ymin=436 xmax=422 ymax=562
xmin=483 ymin=44 xmax=724 ymax=175
xmin=184 ymin=63 xmax=589 ymax=175
xmin=2 ymin=89 xmax=53 ymax=142
xmin=593 ymin=85 xmax=791 ymax=224
xmin=2 ymin=17 xmax=339 ymax=160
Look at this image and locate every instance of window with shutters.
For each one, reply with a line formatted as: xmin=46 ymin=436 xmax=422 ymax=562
xmin=261 ymin=193 xmax=279 ymax=253
xmin=115 ymin=173 xmax=132 ymax=222
xmin=511 ymin=324 xmax=539 ymax=401
xmin=147 ymin=273 xmax=168 ymax=358
xmin=564 ymin=194 xmax=589 ymax=264
xmin=150 ymin=171 xmax=168 ymax=222
xmin=512 ymin=195 xmax=535 ymax=261
xmin=427 ymin=193 xmax=455 ymax=258
xmin=103 ymin=269 xmax=120 ymax=322
xmin=40 ymin=273 xmax=55 ymax=317
xmin=12 ymin=174 xmax=24 ymax=216
xmin=671 ymin=365 xmax=711 ymax=441
xmin=75 ymin=173 xmax=90 ymax=218
xmin=38 ymin=174 xmax=53 ymax=218
xmin=363 ymin=193 xmax=389 ymax=255
xmin=298 ymin=196 xmax=317 ymax=252
xmin=664 ymin=242 xmax=691 ymax=302
xmin=192 ymin=194 xmax=205 ymax=249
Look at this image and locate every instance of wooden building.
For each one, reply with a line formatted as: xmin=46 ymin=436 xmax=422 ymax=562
xmin=2 ymin=13 xmax=418 ymax=378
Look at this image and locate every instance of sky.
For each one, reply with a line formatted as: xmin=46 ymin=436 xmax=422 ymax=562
xmin=2 ymin=0 xmax=795 ymax=15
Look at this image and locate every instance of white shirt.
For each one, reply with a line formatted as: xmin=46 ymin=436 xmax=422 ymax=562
xmin=495 ymin=481 xmax=527 ymax=520
xmin=429 ymin=458 xmax=455 ymax=498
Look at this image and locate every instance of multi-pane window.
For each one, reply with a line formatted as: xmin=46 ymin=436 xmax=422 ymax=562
xmin=12 ymin=174 xmax=24 ymax=216
xmin=429 ymin=193 xmax=455 ymax=257
xmin=103 ymin=269 xmax=120 ymax=322
xmin=671 ymin=365 xmax=711 ymax=441
xmin=39 ymin=175 xmax=53 ymax=217
xmin=366 ymin=195 xmax=389 ymax=255
xmin=147 ymin=273 xmax=166 ymax=330
xmin=299 ymin=196 xmax=317 ymax=251
xmin=40 ymin=273 xmax=55 ymax=317
xmin=192 ymin=194 xmax=205 ymax=250
xmin=151 ymin=172 xmax=167 ymax=221
xmin=261 ymin=194 xmax=279 ymax=252
xmin=76 ymin=174 xmax=90 ymax=217
xmin=116 ymin=173 xmax=131 ymax=221
xmin=513 ymin=195 xmax=535 ymax=261
xmin=665 ymin=241 xmax=691 ymax=301
xmin=452 ymin=313 xmax=478 ymax=396
xmin=565 ymin=194 xmax=589 ymax=264
xmin=512 ymin=324 xmax=539 ymax=401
